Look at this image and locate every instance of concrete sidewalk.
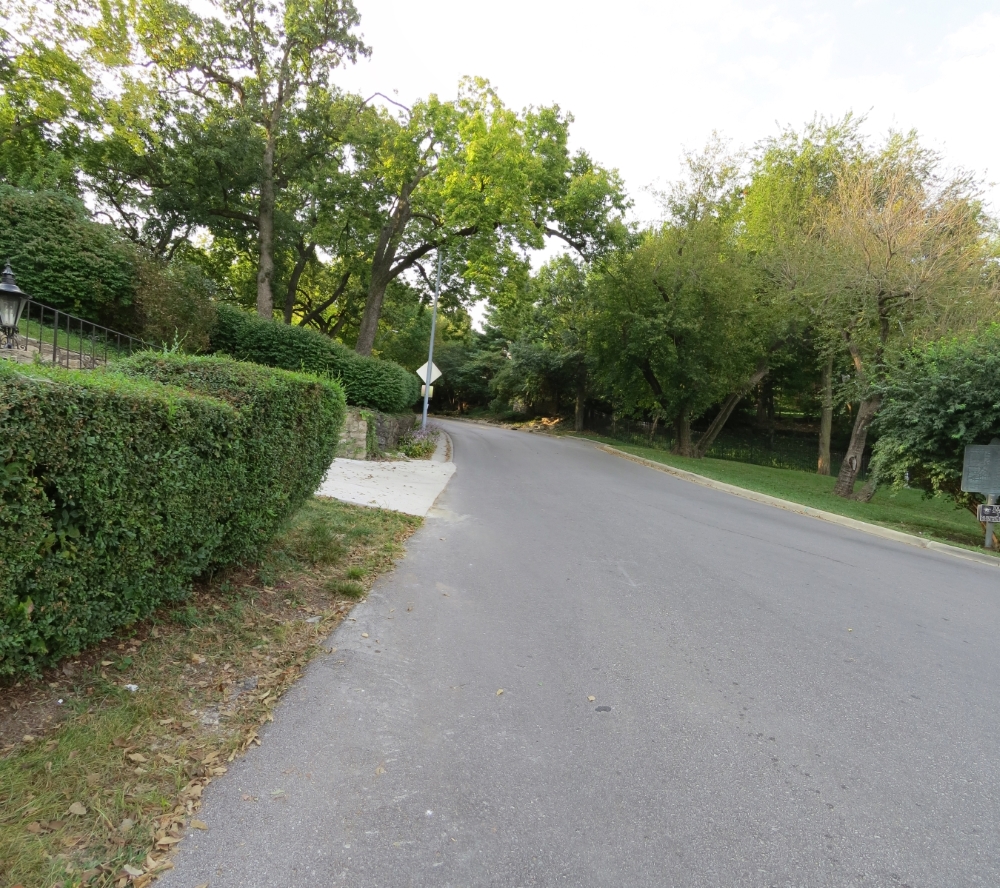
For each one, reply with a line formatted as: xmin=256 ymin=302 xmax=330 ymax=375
xmin=314 ymin=430 xmax=454 ymax=517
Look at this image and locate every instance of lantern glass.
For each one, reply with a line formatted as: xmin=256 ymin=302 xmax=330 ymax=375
xmin=0 ymin=292 xmax=25 ymax=329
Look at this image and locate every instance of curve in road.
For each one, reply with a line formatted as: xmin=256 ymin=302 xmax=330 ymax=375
xmin=160 ymin=419 xmax=1000 ymax=887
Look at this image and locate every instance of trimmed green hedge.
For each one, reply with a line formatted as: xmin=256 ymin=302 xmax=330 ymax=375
xmin=210 ymin=304 xmax=420 ymax=413
xmin=115 ymin=353 xmax=346 ymax=564
xmin=0 ymin=355 xmax=345 ymax=677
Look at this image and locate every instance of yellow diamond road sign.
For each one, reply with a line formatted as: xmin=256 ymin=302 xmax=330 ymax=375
xmin=415 ymin=361 xmax=442 ymax=384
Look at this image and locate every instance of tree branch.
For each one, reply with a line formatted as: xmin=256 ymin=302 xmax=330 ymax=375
xmin=543 ymin=225 xmax=587 ymax=253
xmin=298 ymin=270 xmax=352 ymax=327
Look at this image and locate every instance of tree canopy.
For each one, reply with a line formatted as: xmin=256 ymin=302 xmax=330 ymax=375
xmin=3 ymin=0 xmax=999 ymax=503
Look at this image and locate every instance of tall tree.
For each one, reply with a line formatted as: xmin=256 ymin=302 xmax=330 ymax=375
xmin=350 ymin=80 xmax=628 ymax=355
xmin=0 ymin=1 xmax=97 ymax=191
xmin=97 ymin=0 xmax=368 ymax=317
xmin=490 ymin=256 xmax=593 ymax=428
xmin=590 ymin=215 xmax=768 ymax=456
xmin=816 ymin=135 xmax=993 ymax=498
xmin=741 ymin=115 xmax=865 ymax=475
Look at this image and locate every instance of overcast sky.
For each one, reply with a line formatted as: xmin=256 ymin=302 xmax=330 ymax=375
xmin=336 ymin=0 xmax=999 ymax=224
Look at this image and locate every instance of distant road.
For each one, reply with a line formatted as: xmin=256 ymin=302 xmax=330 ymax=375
xmin=162 ymin=419 xmax=1000 ymax=887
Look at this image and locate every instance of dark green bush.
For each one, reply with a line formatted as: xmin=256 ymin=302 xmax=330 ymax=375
xmin=0 ymin=354 xmax=345 ymax=677
xmin=210 ymin=304 xmax=420 ymax=413
xmin=0 ymin=186 xmax=137 ymax=325
xmin=871 ymin=327 xmax=1000 ymax=513
xmin=114 ymin=353 xmax=346 ymax=565
xmin=133 ymin=255 xmax=218 ymax=351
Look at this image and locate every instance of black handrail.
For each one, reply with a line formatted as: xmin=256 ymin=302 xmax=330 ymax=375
xmin=0 ymin=298 xmax=146 ymax=369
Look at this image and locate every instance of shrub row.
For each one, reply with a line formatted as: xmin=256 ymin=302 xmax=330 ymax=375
xmin=210 ymin=304 xmax=421 ymax=414
xmin=0 ymin=355 xmax=345 ymax=677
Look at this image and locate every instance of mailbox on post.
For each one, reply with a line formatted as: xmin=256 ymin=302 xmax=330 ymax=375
xmin=961 ymin=441 xmax=1000 ymax=548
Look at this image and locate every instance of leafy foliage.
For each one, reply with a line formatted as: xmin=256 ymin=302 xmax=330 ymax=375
xmin=133 ymin=254 xmax=218 ymax=350
xmin=0 ymin=7 xmax=97 ymax=193
xmin=871 ymin=329 xmax=1000 ymax=512
xmin=489 ymin=256 xmax=591 ymax=419
xmin=0 ymin=355 xmax=345 ymax=677
xmin=431 ymin=329 xmax=507 ymax=413
xmin=351 ymin=80 xmax=630 ymax=354
xmin=589 ymin=217 xmax=766 ymax=443
xmin=115 ymin=353 xmax=346 ymax=564
xmin=0 ymin=186 xmax=136 ymax=323
xmin=210 ymin=304 xmax=419 ymax=412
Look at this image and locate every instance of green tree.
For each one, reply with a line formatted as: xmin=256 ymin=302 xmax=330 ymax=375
xmin=91 ymin=0 xmax=368 ymax=317
xmin=0 ymin=1 xmax=97 ymax=191
xmin=741 ymin=115 xmax=864 ymax=474
xmin=590 ymin=217 xmax=767 ymax=455
xmin=432 ymin=328 xmax=507 ymax=414
xmin=350 ymin=80 xmax=628 ymax=355
xmin=814 ymin=134 xmax=994 ymax=499
xmin=489 ymin=255 xmax=593 ymax=428
xmin=871 ymin=327 xmax=1000 ymax=539
xmin=589 ymin=141 xmax=773 ymax=455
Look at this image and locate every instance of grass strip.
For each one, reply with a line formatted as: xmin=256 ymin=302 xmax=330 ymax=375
xmin=0 ymin=497 xmax=419 ymax=888
xmin=579 ymin=436 xmax=989 ymax=552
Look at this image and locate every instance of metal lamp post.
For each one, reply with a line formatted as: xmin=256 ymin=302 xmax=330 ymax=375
xmin=0 ymin=261 xmax=28 ymax=348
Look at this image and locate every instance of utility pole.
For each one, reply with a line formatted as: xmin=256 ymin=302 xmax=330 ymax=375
xmin=421 ymin=249 xmax=442 ymax=431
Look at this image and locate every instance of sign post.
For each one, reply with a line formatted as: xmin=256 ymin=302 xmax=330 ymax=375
xmin=961 ymin=440 xmax=1000 ymax=548
xmin=421 ymin=250 xmax=442 ymax=431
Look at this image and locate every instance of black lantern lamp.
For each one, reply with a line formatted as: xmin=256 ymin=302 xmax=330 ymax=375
xmin=0 ymin=261 xmax=28 ymax=348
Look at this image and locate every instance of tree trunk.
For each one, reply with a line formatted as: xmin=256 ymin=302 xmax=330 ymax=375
xmin=283 ymin=242 xmax=315 ymax=324
xmin=817 ymin=355 xmax=833 ymax=475
xmin=574 ymin=375 xmax=585 ymax=432
xmin=355 ymin=182 xmax=420 ymax=355
xmin=694 ymin=362 xmax=770 ymax=458
xmin=355 ymin=273 xmax=389 ymax=356
xmin=673 ymin=409 xmax=693 ymax=457
xmin=832 ymin=395 xmax=881 ymax=497
xmin=854 ymin=475 xmax=877 ymax=503
xmin=256 ymin=131 xmax=277 ymax=318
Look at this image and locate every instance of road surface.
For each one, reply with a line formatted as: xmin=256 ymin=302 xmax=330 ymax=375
xmin=161 ymin=420 xmax=1000 ymax=887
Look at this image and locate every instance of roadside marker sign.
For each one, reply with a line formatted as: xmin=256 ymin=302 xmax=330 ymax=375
xmin=963 ymin=442 xmax=1000 ymax=549
xmin=977 ymin=504 xmax=1000 ymax=522
xmin=415 ymin=361 xmax=442 ymax=385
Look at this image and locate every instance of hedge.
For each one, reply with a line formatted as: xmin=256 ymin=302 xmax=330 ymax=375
xmin=115 ymin=353 xmax=346 ymax=565
xmin=0 ymin=355 xmax=345 ymax=677
xmin=210 ymin=304 xmax=421 ymax=413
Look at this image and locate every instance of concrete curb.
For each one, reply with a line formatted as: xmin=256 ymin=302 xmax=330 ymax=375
xmin=598 ymin=443 xmax=1000 ymax=570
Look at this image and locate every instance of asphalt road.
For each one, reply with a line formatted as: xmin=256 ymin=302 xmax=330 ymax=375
xmin=160 ymin=420 xmax=1000 ymax=887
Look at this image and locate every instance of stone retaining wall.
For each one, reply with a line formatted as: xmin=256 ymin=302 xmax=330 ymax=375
xmin=337 ymin=408 xmax=417 ymax=460
xmin=338 ymin=408 xmax=369 ymax=460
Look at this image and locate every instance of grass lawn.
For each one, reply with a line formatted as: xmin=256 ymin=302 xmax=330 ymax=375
xmin=587 ymin=437 xmax=989 ymax=553
xmin=0 ymin=497 xmax=419 ymax=888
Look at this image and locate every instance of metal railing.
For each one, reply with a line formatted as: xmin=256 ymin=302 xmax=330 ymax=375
xmin=0 ymin=298 xmax=146 ymax=369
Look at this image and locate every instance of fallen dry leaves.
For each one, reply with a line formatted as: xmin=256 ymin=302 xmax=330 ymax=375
xmin=0 ymin=498 xmax=420 ymax=888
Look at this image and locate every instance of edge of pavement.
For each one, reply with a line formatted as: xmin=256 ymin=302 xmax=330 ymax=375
xmin=593 ymin=441 xmax=1000 ymax=570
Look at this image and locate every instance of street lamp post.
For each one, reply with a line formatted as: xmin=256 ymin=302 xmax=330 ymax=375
xmin=0 ymin=261 xmax=29 ymax=349
xmin=421 ymin=250 xmax=442 ymax=431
